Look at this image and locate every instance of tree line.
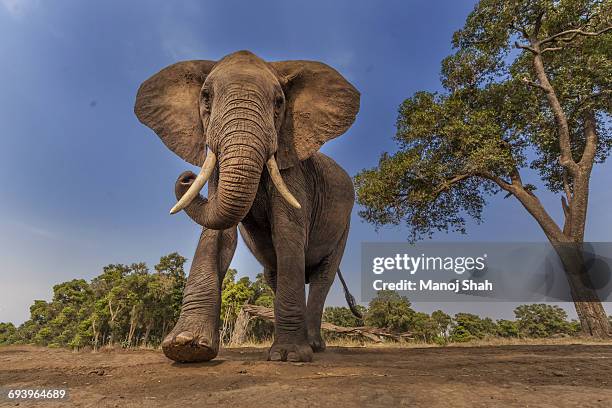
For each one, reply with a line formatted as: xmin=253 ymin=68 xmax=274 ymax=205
xmin=0 ymin=253 xmax=187 ymax=349
xmin=2 ymin=252 xmax=608 ymax=348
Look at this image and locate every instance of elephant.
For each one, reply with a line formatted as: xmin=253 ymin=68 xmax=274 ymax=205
xmin=134 ymin=50 xmax=361 ymax=363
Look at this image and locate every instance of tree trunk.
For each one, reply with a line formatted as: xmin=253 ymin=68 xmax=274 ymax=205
xmin=523 ymin=35 xmax=609 ymax=337
xmin=573 ymin=300 xmax=610 ymax=337
xmin=127 ymin=304 xmax=139 ymax=347
xmin=161 ymin=318 xmax=168 ymax=341
xmin=142 ymin=321 xmax=153 ymax=347
xmin=230 ymin=307 xmax=252 ymax=346
xmin=553 ymin=243 xmax=611 ymax=338
xmin=92 ymin=317 xmax=99 ymax=351
xmin=493 ymin=178 xmax=610 ymax=338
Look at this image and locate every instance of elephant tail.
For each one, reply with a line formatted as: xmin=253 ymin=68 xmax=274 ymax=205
xmin=337 ymin=269 xmax=363 ymax=319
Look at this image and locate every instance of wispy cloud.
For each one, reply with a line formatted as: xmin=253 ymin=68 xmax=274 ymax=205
xmin=9 ymin=220 xmax=58 ymax=240
xmin=1 ymin=0 xmax=39 ymax=19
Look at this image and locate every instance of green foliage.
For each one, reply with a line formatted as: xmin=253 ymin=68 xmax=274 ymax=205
xmin=514 ymin=304 xmax=576 ymax=337
xmin=323 ymin=306 xmax=366 ymax=327
xmin=0 ymin=253 xmax=279 ymax=349
xmin=1 ymin=254 xmax=187 ymax=349
xmin=219 ymin=270 xmax=277 ymax=343
xmin=252 ymin=273 xmax=275 ymax=308
xmin=0 ymin=322 xmax=16 ymax=344
xmin=409 ymin=312 xmax=440 ymax=342
xmin=321 ymin=306 xmax=366 ymax=342
xmin=450 ymin=313 xmax=498 ymax=342
xmin=221 ymin=269 xmax=255 ymax=323
xmin=365 ymin=291 xmax=414 ymax=332
xmin=355 ymin=0 xmax=612 ymax=240
xmin=431 ymin=310 xmax=452 ymax=339
xmin=496 ymin=319 xmax=520 ymax=338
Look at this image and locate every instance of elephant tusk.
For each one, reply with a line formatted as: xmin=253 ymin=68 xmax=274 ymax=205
xmin=170 ymin=150 xmax=217 ymax=214
xmin=266 ymin=156 xmax=301 ymax=209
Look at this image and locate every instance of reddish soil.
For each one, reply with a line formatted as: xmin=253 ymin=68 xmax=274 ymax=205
xmin=1 ymin=344 xmax=611 ymax=407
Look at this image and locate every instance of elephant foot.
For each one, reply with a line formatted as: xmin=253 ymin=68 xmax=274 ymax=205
xmin=267 ymin=341 xmax=313 ymax=362
xmin=162 ymin=317 xmax=218 ymax=363
xmin=308 ymin=333 xmax=326 ymax=352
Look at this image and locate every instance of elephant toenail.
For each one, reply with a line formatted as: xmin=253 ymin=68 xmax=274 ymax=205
xmin=269 ymin=351 xmax=282 ymax=361
xmin=161 ymin=336 xmax=173 ymax=348
xmin=287 ymin=352 xmax=300 ymax=362
xmin=197 ymin=338 xmax=210 ymax=347
xmin=175 ymin=331 xmax=194 ymax=345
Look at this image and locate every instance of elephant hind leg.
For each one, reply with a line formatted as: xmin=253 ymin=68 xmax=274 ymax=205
xmin=264 ymin=267 xmax=277 ymax=293
xmin=306 ymin=226 xmax=349 ymax=352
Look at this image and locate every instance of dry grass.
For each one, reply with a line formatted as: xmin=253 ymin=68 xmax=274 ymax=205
xmin=447 ymin=336 xmax=612 ymax=347
xmin=225 ymin=336 xmax=612 ymax=350
xmin=82 ymin=335 xmax=612 ymax=352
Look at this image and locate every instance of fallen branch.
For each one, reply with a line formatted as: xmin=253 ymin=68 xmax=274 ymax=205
xmin=231 ymin=304 xmax=413 ymax=345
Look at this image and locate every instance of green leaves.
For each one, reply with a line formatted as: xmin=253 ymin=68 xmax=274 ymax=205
xmin=514 ymin=304 xmax=578 ymax=337
xmin=450 ymin=313 xmax=498 ymax=342
xmin=323 ymin=306 xmax=366 ymax=327
xmin=355 ymin=0 xmax=611 ymax=239
xmin=364 ymin=290 xmax=414 ymax=332
xmin=356 ymin=87 xmax=513 ymax=240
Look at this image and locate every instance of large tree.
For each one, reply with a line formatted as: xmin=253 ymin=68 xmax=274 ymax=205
xmin=355 ymin=0 xmax=611 ymax=336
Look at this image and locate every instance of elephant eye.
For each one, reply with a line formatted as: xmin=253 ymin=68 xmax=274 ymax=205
xmin=201 ymin=89 xmax=210 ymax=101
xmin=201 ymin=89 xmax=211 ymax=111
xmin=274 ymin=95 xmax=284 ymax=109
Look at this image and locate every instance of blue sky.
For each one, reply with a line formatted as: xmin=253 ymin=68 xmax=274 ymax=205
xmin=1 ymin=0 xmax=610 ymax=324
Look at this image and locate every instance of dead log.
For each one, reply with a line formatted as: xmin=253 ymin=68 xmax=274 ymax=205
xmin=229 ymin=307 xmax=252 ymax=346
xmin=231 ymin=304 xmax=412 ymax=345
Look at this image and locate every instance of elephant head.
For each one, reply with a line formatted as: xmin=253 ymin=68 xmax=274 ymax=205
xmin=135 ymin=50 xmax=359 ymax=229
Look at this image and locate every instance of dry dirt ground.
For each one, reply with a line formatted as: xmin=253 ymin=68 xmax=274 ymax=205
xmin=1 ymin=344 xmax=612 ymax=407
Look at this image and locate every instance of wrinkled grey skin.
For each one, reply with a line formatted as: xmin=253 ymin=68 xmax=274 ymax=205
xmin=135 ymin=50 xmax=360 ymax=362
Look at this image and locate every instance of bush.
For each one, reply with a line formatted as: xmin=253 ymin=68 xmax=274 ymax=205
xmin=365 ymin=291 xmax=414 ymax=332
xmin=496 ymin=319 xmax=519 ymax=338
xmin=409 ymin=312 xmax=439 ymax=342
xmin=450 ymin=313 xmax=497 ymax=342
xmin=0 ymin=322 xmax=17 ymax=344
xmin=514 ymin=304 xmax=574 ymax=338
xmin=323 ymin=306 xmax=365 ymax=327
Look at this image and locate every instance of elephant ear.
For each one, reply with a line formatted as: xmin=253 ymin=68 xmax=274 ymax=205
xmin=134 ymin=60 xmax=216 ymax=166
xmin=270 ymin=61 xmax=360 ymax=169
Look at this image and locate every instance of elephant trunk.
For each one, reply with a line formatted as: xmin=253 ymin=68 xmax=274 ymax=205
xmin=183 ymin=101 xmax=269 ymax=230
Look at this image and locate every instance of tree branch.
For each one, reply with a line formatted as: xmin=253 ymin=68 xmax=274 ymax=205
xmin=562 ymin=170 xmax=572 ymax=207
xmin=522 ymin=76 xmax=547 ymax=91
xmin=579 ymin=110 xmax=598 ymax=170
xmin=476 ymin=171 xmax=513 ymax=192
xmin=561 ymin=196 xmax=570 ymax=217
xmin=530 ymin=47 xmax=579 ymax=175
xmin=532 ymin=11 xmax=545 ymax=39
xmin=432 ymin=173 xmax=472 ymax=196
xmin=561 ymin=196 xmax=572 ymax=236
xmin=540 ymin=46 xmax=563 ymax=54
xmin=235 ymin=304 xmax=413 ymax=344
xmin=540 ymin=26 xmax=612 ymax=46
xmin=515 ymin=41 xmax=538 ymax=54
xmin=477 ymin=171 xmax=567 ymax=242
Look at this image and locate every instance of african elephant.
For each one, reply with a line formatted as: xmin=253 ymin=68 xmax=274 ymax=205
xmin=134 ymin=50 xmax=360 ymax=363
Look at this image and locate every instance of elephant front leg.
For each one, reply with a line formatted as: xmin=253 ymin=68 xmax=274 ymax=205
xmin=162 ymin=227 xmax=237 ymax=362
